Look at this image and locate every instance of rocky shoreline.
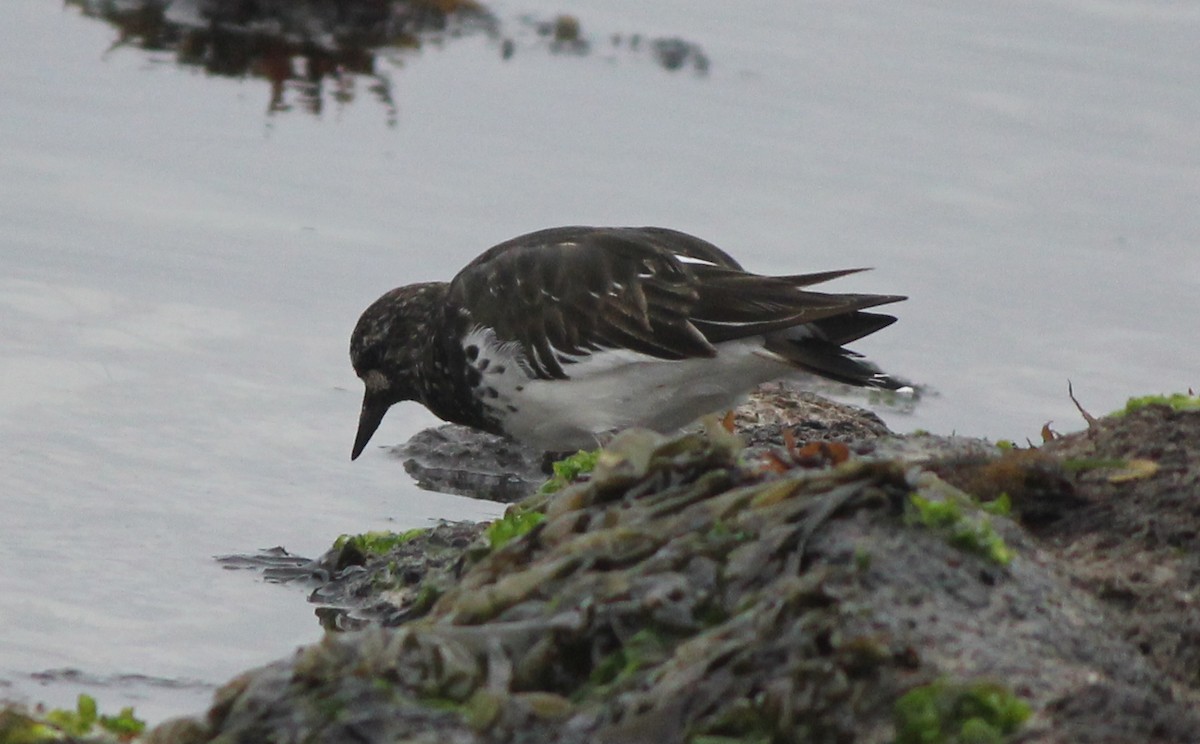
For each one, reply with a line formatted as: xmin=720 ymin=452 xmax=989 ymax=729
xmin=6 ymin=389 xmax=1200 ymax=743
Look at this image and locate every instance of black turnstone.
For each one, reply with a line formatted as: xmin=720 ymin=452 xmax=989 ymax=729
xmin=349 ymin=226 xmax=905 ymax=459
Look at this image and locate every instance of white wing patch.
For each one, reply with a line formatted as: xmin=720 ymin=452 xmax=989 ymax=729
xmin=671 ymin=252 xmax=721 ymax=266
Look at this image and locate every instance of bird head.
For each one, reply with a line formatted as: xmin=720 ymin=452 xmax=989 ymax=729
xmin=349 ymin=282 xmax=447 ymax=460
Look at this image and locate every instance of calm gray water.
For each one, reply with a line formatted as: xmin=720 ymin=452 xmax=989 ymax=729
xmin=2 ymin=0 xmax=1197 ymax=723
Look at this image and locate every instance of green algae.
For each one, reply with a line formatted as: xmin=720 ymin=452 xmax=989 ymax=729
xmin=585 ymin=628 xmax=671 ymax=693
xmin=486 ymin=448 xmax=601 ymax=550
xmin=411 ymin=583 xmax=444 ymax=613
xmin=464 ymin=688 xmax=503 ymax=731
xmin=538 ymin=449 xmax=601 ymax=495
xmin=853 ymin=547 xmax=873 ymax=572
xmin=979 ymin=492 xmax=1012 ymax=517
xmin=906 ymin=494 xmax=1013 ymax=566
xmin=707 ymin=520 xmax=754 ymax=543
xmin=691 ymin=710 xmax=774 ymax=744
xmin=333 ymin=528 xmax=428 ymax=555
xmin=486 ymin=508 xmax=546 ymax=549
xmin=1060 ymin=457 xmax=1130 ymax=473
xmin=893 ymin=681 xmax=1030 ymax=744
xmin=1116 ymin=392 xmax=1200 ymax=416
xmin=1 ymin=694 xmax=147 ymax=742
xmin=0 ymin=705 xmax=56 ymax=744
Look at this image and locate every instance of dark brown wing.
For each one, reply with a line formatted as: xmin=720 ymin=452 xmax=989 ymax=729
xmin=448 ymin=227 xmax=723 ymax=379
xmin=447 ymin=226 xmax=905 ymax=381
xmin=686 ymin=264 xmax=905 ymax=342
xmin=461 ymin=226 xmax=745 ymax=273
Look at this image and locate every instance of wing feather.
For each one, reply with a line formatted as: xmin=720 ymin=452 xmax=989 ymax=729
xmin=446 ymin=226 xmax=903 ymax=381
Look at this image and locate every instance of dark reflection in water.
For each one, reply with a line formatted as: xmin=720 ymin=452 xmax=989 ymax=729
xmin=64 ymin=0 xmax=710 ymax=124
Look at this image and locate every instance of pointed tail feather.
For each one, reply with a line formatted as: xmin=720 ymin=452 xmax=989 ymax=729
xmin=806 ymin=311 xmax=898 ymax=346
xmin=764 ymin=335 xmax=906 ymax=389
xmin=775 ymin=267 xmax=872 ymax=286
xmin=691 ymin=288 xmax=906 ymax=344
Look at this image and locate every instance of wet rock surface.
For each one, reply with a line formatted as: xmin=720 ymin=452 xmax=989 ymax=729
xmin=396 ymin=383 xmax=916 ymax=501
xmin=393 ymin=425 xmax=545 ymax=502
xmin=136 ymin=394 xmax=1200 ymax=743
xmin=1038 ymin=405 xmax=1200 ymax=711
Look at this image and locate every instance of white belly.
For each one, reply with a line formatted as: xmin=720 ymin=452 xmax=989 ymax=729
xmin=477 ymin=337 xmax=792 ymax=450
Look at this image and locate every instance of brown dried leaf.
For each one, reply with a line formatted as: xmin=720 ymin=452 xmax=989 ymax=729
xmin=795 ymin=441 xmax=851 ymax=466
xmin=826 ymin=442 xmax=851 ymax=465
xmin=759 ymin=450 xmax=790 ymax=474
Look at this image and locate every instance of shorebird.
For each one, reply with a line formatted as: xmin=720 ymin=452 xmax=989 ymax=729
xmin=349 ymin=226 xmax=904 ymax=459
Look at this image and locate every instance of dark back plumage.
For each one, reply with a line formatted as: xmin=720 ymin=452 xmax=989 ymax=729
xmin=446 ymin=226 xmax=904 ymax=384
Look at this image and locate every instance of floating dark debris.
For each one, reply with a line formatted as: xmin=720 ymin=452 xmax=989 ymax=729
xmin=64 ymin=0 xmax=711 ymax=122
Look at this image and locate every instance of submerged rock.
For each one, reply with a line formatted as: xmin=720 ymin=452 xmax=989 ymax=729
xmin=392 ymin=425 xmax=545 ymax=502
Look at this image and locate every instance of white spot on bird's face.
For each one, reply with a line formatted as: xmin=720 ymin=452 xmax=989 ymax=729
xmin=362 ymin=369 xmax=389 ymax=394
